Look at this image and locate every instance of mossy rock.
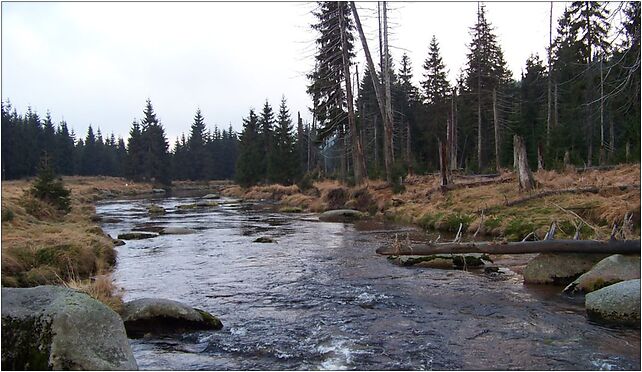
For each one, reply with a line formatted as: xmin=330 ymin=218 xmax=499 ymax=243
xmin=120 ymin=298 xmax=223 ymax=338
xmin=117 ymin=232 xmax=157 ymax=240
xmin=564 ymin=254 xmax=641 ymax=294
xmin=388 ymin=254 xmax=492 ymax=269
xmin=253 ymin=236 xmax=276 ymax=243
xmin=523 ymin=253 xmax=610 ymax=285
xmin=279 ymin=206 xmax=303 ymax=213
xmin=1 ymin=286 xmax=138 ymax=370
xmin=147 ymin=205 xmax=166 ymax=215
xmin=585 ymin=279 xmax=641 ymax=326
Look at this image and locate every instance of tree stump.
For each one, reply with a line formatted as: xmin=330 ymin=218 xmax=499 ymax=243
xmin=513 ymin=135 xmax=535 ymax=191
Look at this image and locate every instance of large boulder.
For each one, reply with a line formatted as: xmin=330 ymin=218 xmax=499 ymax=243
xmin=585 ymin=279 xmax=640 ymax=326
xmin=319 ymin=209 xmax=365 ymax=223
xmin=523 ymin=253 xmax=609 ymax=285
xmin=1 ymin=286 xmax=137 ymax=370
xmin=120 ymin=298 xmax=223 ymax=338
xmin=564 ymin=254 xmax=640 ymax=294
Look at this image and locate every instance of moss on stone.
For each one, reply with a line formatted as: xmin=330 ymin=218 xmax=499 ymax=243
xmin=194 ymin=309 xmax=223 ymax=330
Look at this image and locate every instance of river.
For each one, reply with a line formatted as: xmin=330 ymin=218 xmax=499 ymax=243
xmin=96 ymin=195 xmax=640 ymax=370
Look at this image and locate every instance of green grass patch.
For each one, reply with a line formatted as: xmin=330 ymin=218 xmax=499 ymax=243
xmin=418 ymin=212 xmax=444 ymax=230
xmin=505 ymin=218 xmax=536 ymax=241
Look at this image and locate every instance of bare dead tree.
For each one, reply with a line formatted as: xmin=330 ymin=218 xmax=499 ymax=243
xmin=338 ymin=3 xmax=367 ymax=185
xmin=514 ymin=135 xmax=536 ymax=191
xmin=350 ymin=1 xmax=395 ymax=182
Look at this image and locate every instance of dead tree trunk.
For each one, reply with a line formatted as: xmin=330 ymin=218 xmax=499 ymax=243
xmin=339 ymin=4 xmax=367 ymax=185
xmin=439 ymin=139 xmax=450 ymax=187
xmin=382 ymin=1 xmax=395 ymax=166
xmin=563 ymin=150 xmax=572 ymax=171
xmin=493 ymin=88 xmax=500 ymax=172
xmin=546 ymin=1 xmax=553 ymax=149
xmin=537 ymin=143 xmax=544 ymax=171
xmin=450 ymin=88 xmax=458 ymax=170
xmin=350 ymin=1 xmax=394 ymax=182
xmin=514 ymin=135 xmax=535 ymax=191
xmin=376 ymin=239 xmax=641 ymax=256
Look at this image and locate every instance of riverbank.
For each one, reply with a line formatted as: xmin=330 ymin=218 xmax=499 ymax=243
xmin=2 ymin=166 xmax=639 ymax=309
xmin=0 ymin=176 xmax=226 ymax=310
xmin=221 ymin=164 xmax=641 ymax=241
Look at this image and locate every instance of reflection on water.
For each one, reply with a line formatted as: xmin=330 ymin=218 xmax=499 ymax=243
xmin=97 ymin=196 xmax=641 ymax=370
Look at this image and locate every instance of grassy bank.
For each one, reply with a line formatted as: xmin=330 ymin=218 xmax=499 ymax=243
xmin=222 ymin=165 xmax=641 ymax=241
xmin=2 ymin=176 xmax=230 ymax=310
xmin=1 ymin=177 xmax=156 ymax=310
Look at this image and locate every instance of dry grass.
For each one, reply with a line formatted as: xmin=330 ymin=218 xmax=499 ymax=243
xmin=1 ymin=176 xmax=154 ymax=308
xmin=64 ymin=274 xmax=124 ymax=313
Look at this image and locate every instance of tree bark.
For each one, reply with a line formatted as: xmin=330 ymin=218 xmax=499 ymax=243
xmin=493 ymin=88 xmax=500 ymax=172
xmin=546 ymin=1 xmax=553 ymax=148
xmin=382 ymin=1 xmax=395 ymax=166
xmin=514 ymin=135 xmax=535 ymax=191
xmin=350 ymin=1 xmax=394 ymax=182
xmin=537 ymin=142 xmax=544 ymax=171
xmin=339 ymin=3 xmax=367 ymax=185
xmin=439 ymin=139 xmax=449 ymax=187
xmin=376 ymin=239 xmax=641 ymax=256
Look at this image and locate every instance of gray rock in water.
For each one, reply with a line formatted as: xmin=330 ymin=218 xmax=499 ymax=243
xmin=117 ymin=232 xmax=157 ymax=240
xmin=1 ymin=286 xmax=137 ymax=370
xmin=147 ymin=205 xmax=166 ymax=215
xmin=585 ymin=279 xmax=640 ymax=326
xmin=202 ymin=194 xmax=220 ymax=200
xmin=151 ymin=189 xmax=166 ymax=194
xmin=389 ymin=253 xmax=491 ymax=269
xmin=160 ymin=227 xmax=197 ymax=235
xmin=254 ymin=236 xmax=276 ymax=243
xmin=564 ymin=254 xmax=641 ymax=294
xmin=523 ymin=253 xmax=609 ymax=285
xmin=121 ymin=298 xmax=223 ymax=338
xmin=319 ymin=209 xmax=365 ymax=223
xmin=112 ymin=239 xmax=126 ymax=247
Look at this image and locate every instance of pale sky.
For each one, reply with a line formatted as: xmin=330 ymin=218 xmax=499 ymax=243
xmin=2 ymin=1 xmax=612 ymax=144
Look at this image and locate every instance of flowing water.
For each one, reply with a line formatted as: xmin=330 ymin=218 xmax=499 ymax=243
xmin=97 ymin=195 xmax=640 ymax=370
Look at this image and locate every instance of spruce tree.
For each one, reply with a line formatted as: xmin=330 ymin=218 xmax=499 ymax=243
xmin=464 ymin=3 xmax=511 ymax=170
xmin=421 ymin=36 xmax=451 ymax=105
xmin=235 ymin=109 xmax=262 ymax=187
xmin=188 ymin=108 xmax=207 ymax=180
xmin=268 ymin=97 xmax=299 ymax=184
xmin=258 ymin=100 xmax=275 ymax=181
xmin=139 ymin=99 xmax=171 ymax=185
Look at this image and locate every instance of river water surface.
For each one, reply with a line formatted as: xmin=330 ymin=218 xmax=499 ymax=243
xmin=97 ymin=195 xmax=640 ymax=370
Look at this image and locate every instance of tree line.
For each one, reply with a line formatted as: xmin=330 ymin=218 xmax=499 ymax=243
xmin=306 ymin=1 xmax=640 ymax=185
xmin=1 ymin=99 xmax=239 ymax=184
xmin=2 ymin=2 xmax=639 ymax=188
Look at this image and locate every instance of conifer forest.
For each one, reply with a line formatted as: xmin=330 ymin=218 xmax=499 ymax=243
xmin=2 ymin=2 xmax=639 ymax=186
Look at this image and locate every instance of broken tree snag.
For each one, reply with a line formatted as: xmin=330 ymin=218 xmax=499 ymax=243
xmin=513 ymin=135 xmax=536 ymax=191
xmin=439 ymin=139 xmax=450 ymax=187
xmin=376 ymin=239 xmax=641 ymax=256
xmin=537 ymin=143 xmax=544 ymax=171
xmin=563 ymin=150 xmax=572 ymax=171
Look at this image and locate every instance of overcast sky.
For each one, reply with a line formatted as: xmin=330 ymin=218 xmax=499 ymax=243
xmin=2 ymin=2 xmax=578 ymax=143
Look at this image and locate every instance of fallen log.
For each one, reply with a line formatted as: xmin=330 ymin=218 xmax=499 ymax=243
xmin=376 ymin=239 xmax=641 ymax=256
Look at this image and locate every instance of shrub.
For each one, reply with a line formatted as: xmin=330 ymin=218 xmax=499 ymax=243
xmin=31 ymin=157 xmax=71 ymax=214
xmin=324 ymin=187 xmax=348 ymax=210
xmin=505 ymin=218 xmax=536 ymax=241
xmin=1 ymin=209 xmax=14 ymax=222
